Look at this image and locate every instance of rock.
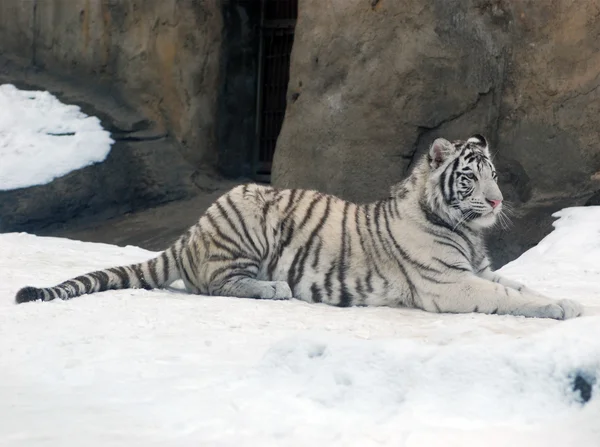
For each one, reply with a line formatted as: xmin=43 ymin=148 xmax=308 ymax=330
xmin=0 ymin=0 xmax=227 ymax=238
xmin=0 ymin=0 xmax=259 ymax=242
xmin=0 ymin=57 xmax=203 ymax=235
xmin=0 ymin=0 xmax=223 ymax=167
xmin=273 ymin=0 xmax=600 ymax=267
xmin=0 ymin=134 xmax=199 ymax=234
xmin=273 ymin=0 xmax=508 ymax=202
xmin=573 ymin=374 xmax=594 ymax=404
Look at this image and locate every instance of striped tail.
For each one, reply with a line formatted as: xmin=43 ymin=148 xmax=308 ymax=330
xmin=15 ymin=246 xmax=181 ymax=304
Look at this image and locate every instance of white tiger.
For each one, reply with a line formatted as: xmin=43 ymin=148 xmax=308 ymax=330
xmin=16 ymin=134 xmax=583 ymax=319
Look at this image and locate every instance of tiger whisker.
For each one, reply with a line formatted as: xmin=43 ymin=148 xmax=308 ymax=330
xmin=452 ymin=210 xmax=475 ymax=231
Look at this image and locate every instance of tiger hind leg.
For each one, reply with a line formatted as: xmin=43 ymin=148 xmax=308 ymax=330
xmin=210 ymin=276 xmax=293 ymax=300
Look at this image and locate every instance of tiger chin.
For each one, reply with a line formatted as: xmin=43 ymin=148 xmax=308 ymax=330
xmin=16 ymin=134 xmax=583 ymax=320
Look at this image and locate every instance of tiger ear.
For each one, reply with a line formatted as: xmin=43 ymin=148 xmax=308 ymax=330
xmin=467 ymin=134 xmax=490 ymax=156
xmin=428 ymin=138 xmax=455 ymax=169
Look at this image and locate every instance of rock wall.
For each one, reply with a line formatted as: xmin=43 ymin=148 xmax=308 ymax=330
xmin=1 ymin=0 xmax=599 ymax=266
xmin=273 ymin=0 xmax=600 ymax=266
xmin=0 ymin=0 xmax=233 ymax=234
xmin=0 ymin=0 xmax=222 ymax=166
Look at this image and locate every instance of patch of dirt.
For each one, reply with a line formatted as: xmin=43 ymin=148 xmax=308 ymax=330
xmin=40 ymin=177 xmax=244 ymax=252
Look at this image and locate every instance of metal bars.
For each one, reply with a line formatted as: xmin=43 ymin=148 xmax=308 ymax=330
xmin=253 ymin=0 xmax=298 ymax=181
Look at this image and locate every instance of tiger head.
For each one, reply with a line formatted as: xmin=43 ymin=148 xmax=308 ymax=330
xmin=426 ymin=134 xmax=503 ymax=229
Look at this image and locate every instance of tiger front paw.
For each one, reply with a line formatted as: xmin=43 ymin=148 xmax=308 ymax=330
xmin=556 ymin=298 xmax=584 ymax=319
xmin=537 ymin=299 xmax=583 ymax=320
xmin=268 ymin=281 xmax=293 ymax=300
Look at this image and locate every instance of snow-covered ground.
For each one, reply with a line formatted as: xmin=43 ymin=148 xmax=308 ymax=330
xmin=1 ymin=207 xmax=600 ymax=446
xmin=0 ymin=84 xmax=113 ymax=190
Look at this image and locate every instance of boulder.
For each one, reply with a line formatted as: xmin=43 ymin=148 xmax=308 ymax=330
xmin=273 ymin=0 xmax=600 ymax=267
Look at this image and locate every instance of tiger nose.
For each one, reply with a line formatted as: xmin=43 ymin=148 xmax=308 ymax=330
xmin=487 ymin=199 xmax=502 ymax=208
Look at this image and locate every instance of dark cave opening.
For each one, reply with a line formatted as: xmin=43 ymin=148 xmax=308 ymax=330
xmin=217 ymin=0 xmax=297 ymax=182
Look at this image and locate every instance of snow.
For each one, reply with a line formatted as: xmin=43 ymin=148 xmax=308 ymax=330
xmin=1 ymin=207 xmax=600 ymax=446
xmin=0 ymin=84 xmax=113 ymax=190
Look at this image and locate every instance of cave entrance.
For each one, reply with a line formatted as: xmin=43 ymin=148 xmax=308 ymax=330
xmin=253 ymin=0 xmax=298 ymax=182
xmin=217 ymin=0 xmax=297 ymax=182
